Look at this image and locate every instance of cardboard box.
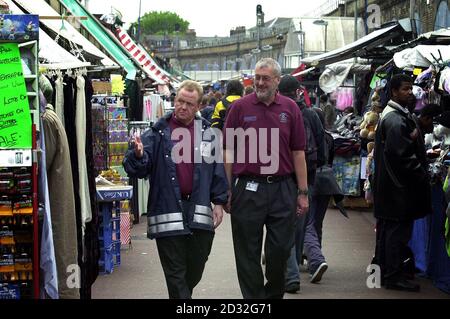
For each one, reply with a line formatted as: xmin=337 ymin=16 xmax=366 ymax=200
xmin=92 ymin=81 xmax=112 ymax=94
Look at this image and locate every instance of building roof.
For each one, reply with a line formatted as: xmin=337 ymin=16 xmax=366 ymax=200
xmin=285 ymin=17 xmax=365 ymax=56
xmin=300 ymin=21 xmax=411 ymax=67
xmin=247 ymin=17 xmax=292 ymax=32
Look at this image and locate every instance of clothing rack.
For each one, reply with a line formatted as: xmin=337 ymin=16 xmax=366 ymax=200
xmin=87 ymin=65 xmax=122 ymax=73
xmin=40 ymin=66 xmax=87 ymax=76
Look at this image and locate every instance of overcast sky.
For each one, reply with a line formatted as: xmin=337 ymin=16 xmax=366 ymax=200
xmin=86 ymin=0 xmax=322 ymax=36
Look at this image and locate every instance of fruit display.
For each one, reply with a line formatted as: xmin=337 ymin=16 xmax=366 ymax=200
xmin=100 ymin=169 xmax=122 ymax=184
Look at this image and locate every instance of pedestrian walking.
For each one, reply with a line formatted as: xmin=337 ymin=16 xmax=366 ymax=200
xmin=211 ymin=80 xmax=244 ymax=130
xmin=223 ymin=58 xmax=309 ymax=299
xmin=123 ymin=80 xmax=229 ymax=299
xmin=373 ymin=74 xmax=432 ymax=292
xmin=277 ymin=75 xmax=326 ymax=293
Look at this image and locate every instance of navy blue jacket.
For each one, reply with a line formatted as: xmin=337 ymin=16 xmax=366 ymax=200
xmin=123 ymin=113 xmax=229 ymax=239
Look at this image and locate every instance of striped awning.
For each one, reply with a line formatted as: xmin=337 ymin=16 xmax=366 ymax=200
xmin=116 ymin=27 xmax=170 ymax=85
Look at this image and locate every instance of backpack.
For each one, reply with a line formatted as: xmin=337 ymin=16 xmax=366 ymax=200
xmin=214 ymin=98 xmax=232 ymax=130
xmin=301 ymin=108 xmax=318 ymax=172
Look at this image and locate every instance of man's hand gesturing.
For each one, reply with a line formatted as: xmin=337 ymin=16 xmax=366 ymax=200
xmin=135 ymin=135 xmax=144 ymax=159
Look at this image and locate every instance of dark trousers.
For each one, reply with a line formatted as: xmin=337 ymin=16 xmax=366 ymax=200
xmin=230 ymin=177 xmax=297 ymax=299
xmin=375 ymin=218 xmax=414 ymax=282
xmin=156 ymin=229 xmax=214 ymax=299
xmin=311 ymin=194 xmax=331 ymax=246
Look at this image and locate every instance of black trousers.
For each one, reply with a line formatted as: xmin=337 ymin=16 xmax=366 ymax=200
xmin=156 ymin=229 xmax=214 ymax=299
xmin=375 ymin=218 xmax=414 ymax=282
xmin=230 ymin=176 xmax=297 ymax=299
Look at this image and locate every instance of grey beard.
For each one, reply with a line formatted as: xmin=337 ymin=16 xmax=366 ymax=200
xmin=256 ymin=88 xmax=275 ymax=102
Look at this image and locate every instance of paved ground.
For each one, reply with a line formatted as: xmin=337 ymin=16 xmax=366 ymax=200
xmin=92 ymin=208 xmax=450 ymax=299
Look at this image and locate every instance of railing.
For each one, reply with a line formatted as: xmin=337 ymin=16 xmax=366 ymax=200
xmin=304 ymin=0 xmax=347 ymax=17
xmin=150 ymin=26 xmax=290 ymax=52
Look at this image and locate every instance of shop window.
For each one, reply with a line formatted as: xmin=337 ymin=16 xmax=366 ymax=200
xmin=434 ymin=0 xmax=450 ymax=30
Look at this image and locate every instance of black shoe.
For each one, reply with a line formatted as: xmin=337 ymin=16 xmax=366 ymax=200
xmin=285 ymin=282 xmax=300 ymax=294
xmin=385 ymin=279 xmax=420 ymax=292
xmin=310 ymin=262 xmax=328 ymax=283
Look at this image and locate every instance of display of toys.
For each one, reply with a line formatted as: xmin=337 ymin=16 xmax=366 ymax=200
xmin=359 ymin=111 xmax=379 ymax=140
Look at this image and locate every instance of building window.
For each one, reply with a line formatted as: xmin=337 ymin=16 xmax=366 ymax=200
xmin=435 ymin=0 xmax=450 ymax=30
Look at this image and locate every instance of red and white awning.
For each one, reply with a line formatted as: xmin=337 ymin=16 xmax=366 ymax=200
xmin=116 ymin=27 xmax=170 ymax=85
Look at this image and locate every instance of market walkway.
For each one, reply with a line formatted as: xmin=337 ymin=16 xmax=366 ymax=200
xmin=92 ymin=209 xmax=450 ymax=299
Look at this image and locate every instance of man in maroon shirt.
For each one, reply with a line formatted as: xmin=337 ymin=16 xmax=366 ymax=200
xmin=126 ymin=80 xmax=228 ymax=298
xmin=223 ymin=58 xmax=309 ymax=299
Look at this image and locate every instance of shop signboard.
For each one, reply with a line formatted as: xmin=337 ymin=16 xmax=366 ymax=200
xmin=0 ymin=43 xmax=32 ymax=149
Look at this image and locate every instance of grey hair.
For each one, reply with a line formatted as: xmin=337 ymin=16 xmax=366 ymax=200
xmin=255 ymin=58 xmax=281 ymax=77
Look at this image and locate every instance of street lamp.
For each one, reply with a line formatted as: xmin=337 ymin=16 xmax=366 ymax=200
xmin=313 ymin=19 xmax=328 ymax=52
xmin=256 ymin=4 xmax=264 ymax=50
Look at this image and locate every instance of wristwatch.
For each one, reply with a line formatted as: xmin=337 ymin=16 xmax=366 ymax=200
xmin=298 ymin=188 xmax=309 ymax=196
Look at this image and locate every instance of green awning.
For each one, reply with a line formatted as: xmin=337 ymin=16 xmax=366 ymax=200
xmin=59 ymin=0 xmax=137 ymax=79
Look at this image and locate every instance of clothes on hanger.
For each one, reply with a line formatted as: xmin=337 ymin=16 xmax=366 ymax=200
xmin=75 ymin=72 xmax=93 ymax=235
xmin=39 ymin=67 xmax=99 ymax=299
xmin=55 ymin=70 xmax=65 ymax=126
xmin=42 ymin=103 xmax=79 ymax=299
xmin=83 ymin=75 xmax=100 ymax=295
xmin=38 ymin=90 xmax=58 ymax=299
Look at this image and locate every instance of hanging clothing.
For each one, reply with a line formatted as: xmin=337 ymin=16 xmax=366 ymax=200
xmin=82 ymin=75 xmax=100 ymax=298
xmin=143 ymin=94 xmax=164 ymax=123
xmin=38 ymin=90 xmax=58 ymax=299
xmin=125 ymin=79 xmax=142 ymax=121
xmin=55 ymin=70 xmax=65 ymax=126
xmin=62 ymin=73 xmax=99 ymax=299
xmin=43 ymin=104 xmax=79 ymax=299
xmin=62 ymin=74 xmax=86 ymax=298
xmin=334 ymin=88 xmax=354 ymax=111
xmin=76 ymin=74 xmax=93 ymax=234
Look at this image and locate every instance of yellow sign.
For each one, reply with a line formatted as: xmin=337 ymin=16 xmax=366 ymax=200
xmin=0 ymin=43 xmax=32 ymax=149
xmin=111 ymin=74 xmax=125 ymax=95
xmin=413 ymin=68 xmax=422 ymax=76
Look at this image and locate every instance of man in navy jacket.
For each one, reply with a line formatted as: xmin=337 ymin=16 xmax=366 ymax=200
xmin=123 ymin=80 xmax=228 ymax=298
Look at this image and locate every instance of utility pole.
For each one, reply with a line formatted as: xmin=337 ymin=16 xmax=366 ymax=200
xmin=236 ymin=35 xmax=241 ymax=72
xmin=354 ymin=0 xmax=357 ymax=43
xmin=364 ymin=0 xmax=368 ymax=34
xmin=353 ymin=0 xmax=358 ymax=114
xmin=137 ymin=0 xmax=142 ymax=43
xmin=410 ymin=0 xmax=417 ymax=37
xmin=175 ymin=23 xmax=180 ymax=60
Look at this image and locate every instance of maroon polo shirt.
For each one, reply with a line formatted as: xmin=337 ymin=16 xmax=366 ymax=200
xmin=223 ymin=92 xmax=306 ymax=176
xmin=169 ymin=114 xmax=194 ymax=197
